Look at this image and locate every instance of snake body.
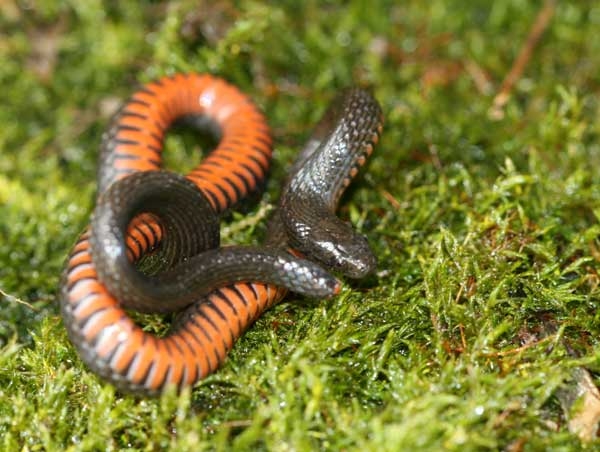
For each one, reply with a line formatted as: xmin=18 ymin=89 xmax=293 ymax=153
xmin=60 ymin=74 xmax=383 ymax=395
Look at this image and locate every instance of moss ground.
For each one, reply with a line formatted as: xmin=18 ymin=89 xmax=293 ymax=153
xmin=1 ymin=1 xmax=600 ymax=450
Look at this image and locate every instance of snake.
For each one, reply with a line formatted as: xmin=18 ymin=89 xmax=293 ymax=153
xmin=60 ymin=73 xmax=383 ymax=395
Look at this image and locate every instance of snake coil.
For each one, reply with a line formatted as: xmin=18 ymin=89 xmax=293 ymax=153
xmin=60 ymin=74 xmax=383 ymax=395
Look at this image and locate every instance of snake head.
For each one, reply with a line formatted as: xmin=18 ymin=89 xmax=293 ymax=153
xmin=301 ymin=216 xmax=376 ymax=279
xmin=316 ymin=233 xmax=377 ymax=279
xmin=282 ymin=205 xmax=377 ymax=280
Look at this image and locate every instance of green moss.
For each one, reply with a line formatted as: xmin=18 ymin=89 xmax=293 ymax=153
xmin=1 ymin=1 xmax=600 ymax=450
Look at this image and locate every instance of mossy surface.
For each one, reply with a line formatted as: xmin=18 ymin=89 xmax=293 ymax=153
xmin=1 ymin=1 xmax=600 ymax=450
